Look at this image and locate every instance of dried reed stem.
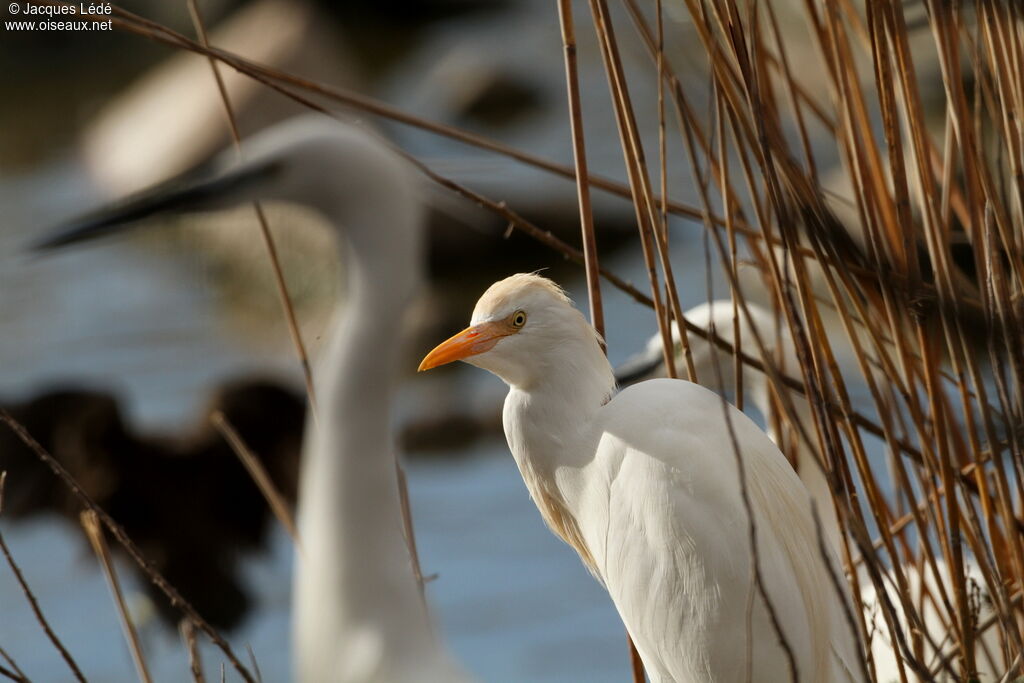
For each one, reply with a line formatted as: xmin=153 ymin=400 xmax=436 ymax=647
xmin=587 ymin=0 xmax=677 ymax=383
xmin=394 ymin=461 xmax=429 ymax=606
xmin=184 ymin=0 xmax=318 ymax=420
xmin=0 ymin=411 xmax=256 ymax=683
xmin=179 ymin=619 xmax=205 ymax=683
xmin=0 ymin=473 xmax=86 ymax=683
xmin=555 ymin=1 xmax=641 ymax=674
xmin=0 ymin=664 xmax=25 ymax=683
xmin=556 ymin=0 xmax=605 ymax=341
xmin=0 ymin=645 xmax=27 ymax=683
xmin=210 ymin=411 xmax=301 ymax=548
xmin=80 ymin=510 xmax=152 ymax=683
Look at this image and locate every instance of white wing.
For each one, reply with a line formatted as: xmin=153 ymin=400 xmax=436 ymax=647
xmin=579 ymin=379 xmax=861 ymax=682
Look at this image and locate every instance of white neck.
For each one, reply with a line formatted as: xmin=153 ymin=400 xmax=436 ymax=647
xmin=504 ymin=326 xmax=613 ymax=466
xmin=500 ymin=327 xmax=614 ymax=560
xmin=292 ymin=184 xmax=456 ymax=680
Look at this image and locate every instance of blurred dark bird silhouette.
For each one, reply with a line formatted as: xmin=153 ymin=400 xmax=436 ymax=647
xmin=0 ymin=372 xmax=505 ymax=631
xmin=0 ymin=377 xmax=305 ymax=631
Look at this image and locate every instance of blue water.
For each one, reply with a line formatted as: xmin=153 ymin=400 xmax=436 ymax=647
xmin=0 ymin=449 xmax=632 ymax=682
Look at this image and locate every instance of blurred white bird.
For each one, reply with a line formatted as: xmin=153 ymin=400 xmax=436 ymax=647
xmin=859 ymin=562 xmax=1000 ymax=683
xmin=419 ymin=274 xmax=862 ymax=682
xmin=35 ymin=117 xmax=471 ymax=683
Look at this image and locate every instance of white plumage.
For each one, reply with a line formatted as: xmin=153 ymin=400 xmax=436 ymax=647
xmin=420 ymin=275 xmax=862 ymax=682
xmin=621 ymin=300 xmax=1001 ymax=682
xmin=617 ymin=300 xmax=841 ymax=550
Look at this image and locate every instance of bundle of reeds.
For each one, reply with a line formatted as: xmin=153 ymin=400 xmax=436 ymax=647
xmin=553 ymin=1 xmax=1024 ymax=680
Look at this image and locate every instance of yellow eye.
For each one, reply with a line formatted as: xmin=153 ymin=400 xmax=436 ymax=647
xmin=511 ymin=310 xmax=527 ymax=328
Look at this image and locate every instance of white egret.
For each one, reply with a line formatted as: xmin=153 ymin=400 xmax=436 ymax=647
xmin=615 ymin=301 xmax=841 ymax=550
xmin=35 ymin=117 xmax=471 ymax=683
xmin=419 ymin=274 xmax=862 ymax=682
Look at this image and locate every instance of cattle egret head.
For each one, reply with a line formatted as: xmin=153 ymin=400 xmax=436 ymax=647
xmin=418 ymin=273 xmax=611 ymax=391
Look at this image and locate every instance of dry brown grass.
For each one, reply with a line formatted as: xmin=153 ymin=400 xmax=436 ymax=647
xmin=588 ymin=1 xmax=1024 ymax=680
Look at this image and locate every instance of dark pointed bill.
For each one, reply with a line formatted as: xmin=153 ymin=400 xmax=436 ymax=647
xmin=613 ymin=349 xmax=664 ymax=387
xmin=29 ymin=159 xmax=282 ymax=252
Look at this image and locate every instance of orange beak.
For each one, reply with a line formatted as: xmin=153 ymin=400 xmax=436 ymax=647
xmin=418 ymin=321 xmax=510 ymax=371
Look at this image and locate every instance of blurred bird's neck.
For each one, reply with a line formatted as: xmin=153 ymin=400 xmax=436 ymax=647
xmin=327 ymin=196 xmax=423 ymax=312
xmin=293 ymin=223 xmax=433 ymax=677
